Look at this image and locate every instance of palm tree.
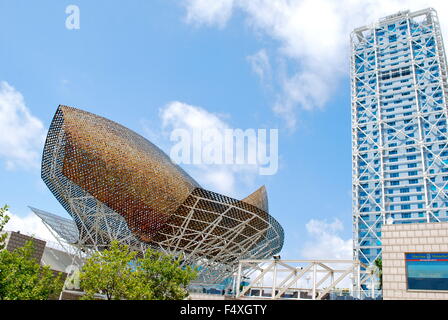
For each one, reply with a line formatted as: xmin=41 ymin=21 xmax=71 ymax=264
xmin=374 ymin=258 xmax=383 ymax=290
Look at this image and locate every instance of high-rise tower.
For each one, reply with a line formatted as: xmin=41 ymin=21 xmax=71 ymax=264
xmin=351 ymin=8 xmax=448 ymax=293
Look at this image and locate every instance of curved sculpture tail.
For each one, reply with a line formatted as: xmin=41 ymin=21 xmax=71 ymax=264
xmin=242 ymin=185 xmax=269 ymax=213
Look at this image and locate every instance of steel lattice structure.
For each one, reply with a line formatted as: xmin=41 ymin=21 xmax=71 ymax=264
xmin=351 ymin=8 xmax=448 ymax=295
xmin=235 ymin=259 xmax=374 ymax=300
xmin=35 ymin=105 xmax=284 ymax=284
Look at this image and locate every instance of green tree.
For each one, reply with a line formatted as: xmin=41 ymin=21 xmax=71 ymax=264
xmin=0 ymin=240 xmax=64 ymax=300
xmin=130 ymin=248 xmax=197 ymax=300
xmin=374 ymin=258 xmax=383 ymax=290
xmin=0 ymin=205 xmax=10 ymax=250
xmin=79 ymin=241 xmax=197 ymax=300
xmin=79 ymin=241 xmax=138 ymax=300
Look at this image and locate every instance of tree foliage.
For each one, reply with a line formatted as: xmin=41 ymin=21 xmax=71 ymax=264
xmin=0 ymin=240 xmax=64 ymax=300
xmin=0 ymin=205 xmax=10 ymax=250
xmin=130 ymin=248 xmax=197 ymax=300
xmin=79 ymin=241 xmax=197 ymax=300
xmin=79 ymin=241 xmax=137 ymax=300
xmin=374 ymin=258 xmax=383 ymax=289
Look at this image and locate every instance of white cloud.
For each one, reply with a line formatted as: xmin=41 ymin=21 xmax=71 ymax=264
xmin=198 ymin=169 xmax=235 ymax=194
xmin=185 ymin=0 xmax=235 ymax=28
xmin=301 ymin=218 xmax=352 ymax=260
xmin=184 ymin=0 xmax=448 ymax=129
xmin=160 ymin=101 xmax=236 ymax=194
xmin=161 ymin=101 xmax=228 ymax=132
xmin=0 ymin=81 xmax=45 ymax=169
xmin=4 ymin=210 xmax=59 ymax=243
xmin=247 ymin=49 xmax=272 ymax=84
xmin=159 ymin=101 xmax=262 ymax=196
xmin=299 ymin=218 xmax=355 ymax=289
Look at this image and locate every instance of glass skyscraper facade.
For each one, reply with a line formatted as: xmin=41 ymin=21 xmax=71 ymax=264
xmin=351 ymin=8 xmax=448 ymax=289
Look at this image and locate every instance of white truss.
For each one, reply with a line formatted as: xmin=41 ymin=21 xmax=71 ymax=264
xmin=234 ymin=259 xmax=377 ymax=300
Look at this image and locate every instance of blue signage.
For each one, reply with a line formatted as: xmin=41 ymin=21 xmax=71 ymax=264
xmin=406 ymin=252 xmax=448 ymax=291
xmin=406 ymin=253 xmax=448 ymax=261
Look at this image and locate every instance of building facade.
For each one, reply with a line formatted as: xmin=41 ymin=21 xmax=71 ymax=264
xmin=351 ymin=8 xmax=448 ymax=292
xmin=382 ymin=222 xmax=448 ymax=299
xmin=3 ymin=231 xmax=46 ymax=262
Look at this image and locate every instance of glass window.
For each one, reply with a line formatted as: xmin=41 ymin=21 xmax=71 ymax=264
xmin=402 ymin=213 xmax=411 ymax=218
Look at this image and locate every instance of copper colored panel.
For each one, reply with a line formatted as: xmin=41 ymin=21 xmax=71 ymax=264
xmin=242 ymin=185 xmax=269 ymax=213
xmin=59 ymin=106 xmax=199 ymax=240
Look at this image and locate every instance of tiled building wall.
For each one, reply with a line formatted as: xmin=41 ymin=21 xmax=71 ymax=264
xmin=382 ymin=222 xmax=448 ymax=300
xmin=4 ymin=231 xmax=46 ymax=262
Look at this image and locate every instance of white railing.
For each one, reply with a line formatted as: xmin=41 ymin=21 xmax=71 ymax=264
xmin=234 ymin=259 xmax=377 ymax=300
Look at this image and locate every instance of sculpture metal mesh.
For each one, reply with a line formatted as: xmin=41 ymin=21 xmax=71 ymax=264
xmin=40 ymin=105 xmax=284 ymax=283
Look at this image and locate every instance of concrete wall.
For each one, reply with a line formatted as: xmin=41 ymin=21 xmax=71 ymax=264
xmin=382 ymin=222 xmax=448 ymax=300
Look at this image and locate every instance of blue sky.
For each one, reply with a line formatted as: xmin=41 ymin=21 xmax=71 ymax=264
xmin=2 ymin=0 xmax=447 ymax=260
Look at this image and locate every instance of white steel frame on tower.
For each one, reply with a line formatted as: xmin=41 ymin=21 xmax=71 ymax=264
xmin=351 ymin=8 xmax=448 ymax=295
